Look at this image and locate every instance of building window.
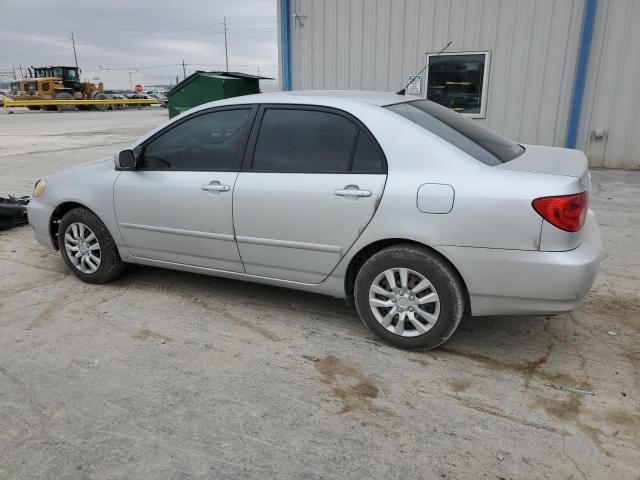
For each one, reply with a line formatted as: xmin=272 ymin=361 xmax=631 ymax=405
xmin=425 ymin=51 xmax=490 ymax=118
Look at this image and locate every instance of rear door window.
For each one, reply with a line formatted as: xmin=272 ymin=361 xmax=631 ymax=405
xmin=386 ymin=100 xmax=524 ymax=165
xmin=252 ymin=108 xmax=357 ymax=172
xmin=250 ymin=107 xmax=386 ymax=174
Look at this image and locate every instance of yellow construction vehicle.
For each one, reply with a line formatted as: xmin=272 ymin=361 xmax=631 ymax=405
xmin=8 ymin=66 xmax=108 ymax=111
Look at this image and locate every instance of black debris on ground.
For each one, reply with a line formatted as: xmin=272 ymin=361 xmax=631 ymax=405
xmin=0 ymin=195 xmax=29 ymax=230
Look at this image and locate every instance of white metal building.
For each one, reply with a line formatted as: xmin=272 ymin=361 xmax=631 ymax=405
xmin=277 ymin=0 xmax=640 ymax=169
xmin=81 ymin=69 xmax=144 ymax=92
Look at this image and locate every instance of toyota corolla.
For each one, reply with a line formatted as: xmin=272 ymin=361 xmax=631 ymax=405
xmin=27 ymin=91 xmax=601 ymax=350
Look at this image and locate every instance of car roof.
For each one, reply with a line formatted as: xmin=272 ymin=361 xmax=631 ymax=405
xmin=133 ymin=91 xmax=413 ymax=148
xmin=268 ymin=90 xmax=409 ymax=106
xmin=211 ymin=90 xmax=410 ymax=108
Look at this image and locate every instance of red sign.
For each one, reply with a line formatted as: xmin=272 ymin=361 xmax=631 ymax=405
xmin=134 ymin=84 xmax=144 ymax=93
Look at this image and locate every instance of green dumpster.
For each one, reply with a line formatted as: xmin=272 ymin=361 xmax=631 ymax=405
xmin=167 ymin=71 xmax=271 ymax=118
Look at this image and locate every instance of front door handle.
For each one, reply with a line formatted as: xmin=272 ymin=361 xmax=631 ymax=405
xmin=201 ymin=181 xmax=230 ymax=193
xmin=335 ymin=185 xmax=372 ymax=198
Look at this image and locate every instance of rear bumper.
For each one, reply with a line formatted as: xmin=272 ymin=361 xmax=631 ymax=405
xmin=27 ymin=199 xmax=56 ymax=249
xmin=436 ymin=211 xmax=601 ymax=316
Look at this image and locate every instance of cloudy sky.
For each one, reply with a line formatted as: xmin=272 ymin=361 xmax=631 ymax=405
xmin=1 ymin=0 xmax=279 ymax=86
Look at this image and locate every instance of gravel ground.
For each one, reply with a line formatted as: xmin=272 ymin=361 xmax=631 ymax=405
xmin=0 ymin=108 xmax=639 ymax=479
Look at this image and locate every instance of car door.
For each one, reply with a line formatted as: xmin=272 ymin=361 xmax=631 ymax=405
xmin=233 ymin=105 xmax=387 ymax=283
xmin=114 ymin=106 xmax=255 ymax=272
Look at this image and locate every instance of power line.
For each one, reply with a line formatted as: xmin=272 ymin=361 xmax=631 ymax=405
xmin=76 ymin=29 xmax=224 ymax=47
xmin=75 ymin=17 xmax=276 ymax=45
xmin=73 ymin=27 xmax=275 ymax=49
xmin=92 ymin=63 xmax=278 ymax=72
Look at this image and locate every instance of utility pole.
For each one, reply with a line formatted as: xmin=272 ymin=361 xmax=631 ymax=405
xmin=71 ymin=32 xmax=79 ymax=68
xmin=223 ymin=16 xmax=229 ymax=72
xmin=182 ymin=59 xmax=186 ymax=79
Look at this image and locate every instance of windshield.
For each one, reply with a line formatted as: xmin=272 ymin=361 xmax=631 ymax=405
xmin=385 ymin=100 xmax=524 ymax=165
xmin=63 ymin=68 xmax=79 ymax=81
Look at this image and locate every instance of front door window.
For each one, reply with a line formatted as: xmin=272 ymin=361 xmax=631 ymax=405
xmin=142 ymin=109 xmax=252 ymax=171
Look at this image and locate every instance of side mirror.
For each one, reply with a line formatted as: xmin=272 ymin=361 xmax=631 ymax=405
xmin=115 ymin=150 xmax=137 ymax=170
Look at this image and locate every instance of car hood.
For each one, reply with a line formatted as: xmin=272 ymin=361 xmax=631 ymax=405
xmin=37 ymin=157 xmax=118 ymax=207
xmin=47 ymin=157 xmax=112 ymax=180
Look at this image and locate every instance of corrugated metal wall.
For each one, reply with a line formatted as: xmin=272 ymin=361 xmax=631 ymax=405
xmin=577 ymin=0 xmax=640 ymax=168
xmin=288 ymin=0 xmax=585 ymax=148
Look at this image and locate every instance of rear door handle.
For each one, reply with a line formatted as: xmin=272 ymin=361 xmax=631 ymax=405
xmin=335 ymin=186 xmax=372 ymax=198
xmin=201 ymin=181 xmax=230 ymax=192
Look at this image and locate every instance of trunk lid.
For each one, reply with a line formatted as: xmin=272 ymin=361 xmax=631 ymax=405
xmin=497 ymin=144 xmax=590 ymax=191
xmin=497 ymin=145 xmax=592 ymax=252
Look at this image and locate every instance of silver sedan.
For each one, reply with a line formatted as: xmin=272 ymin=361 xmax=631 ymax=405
xmin=27 ymin=91 xmax=601 ymax=350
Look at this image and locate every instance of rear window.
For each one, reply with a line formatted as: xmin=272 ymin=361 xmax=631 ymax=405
xmin=385 ymin=100 xmax=524 ymax=165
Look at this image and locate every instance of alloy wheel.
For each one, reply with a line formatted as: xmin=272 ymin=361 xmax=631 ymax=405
xmin=368 ymin=267 xmax=440 ymax=337
xmin=64 ymin=222 xmax=102 ymax=274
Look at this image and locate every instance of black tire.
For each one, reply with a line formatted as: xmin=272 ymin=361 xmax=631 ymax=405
xmin=54 ymin=91 xmax=75 ymax=111
xmin=92 ymin=92 xmax=108 ymax=111
xmin=27 ymin=105 xmax=41 ymax=111
xmin=354 ymin=244 xmax=465 ymax=350
xmin=58 ymin=207 xmax=125 ymax=284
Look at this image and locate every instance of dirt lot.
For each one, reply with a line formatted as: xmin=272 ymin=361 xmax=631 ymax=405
xmin=1 ymin=109 xmax=639 ymax=479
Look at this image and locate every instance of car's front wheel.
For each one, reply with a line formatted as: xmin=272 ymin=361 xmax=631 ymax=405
xmin=354 ymin=245 xmax=465 ymax=350
xmin=59 ymin=207 xmax=125 ymax=284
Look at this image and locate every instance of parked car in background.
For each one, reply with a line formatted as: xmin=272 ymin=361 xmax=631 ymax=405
xmin=26 ymin=91 xmax=601 ymax=350
xmin=145 ymin=92 xmax=168 ymax=107
xmin=125 ymin=92 xmax=151 ymax=99
xmin=102 ymin=91 xmax=127 ymax=110
xmin=124 ymin=92 xmax=154 ymax=108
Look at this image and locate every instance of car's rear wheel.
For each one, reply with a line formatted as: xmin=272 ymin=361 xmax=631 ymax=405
xmin=59 ymin=208 xmax=125 ymax=283
xmin=354 ymin=245 xmax=465 ymax=350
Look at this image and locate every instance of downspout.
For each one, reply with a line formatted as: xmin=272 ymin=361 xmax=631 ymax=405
xmin=280 ymin=0 xmax=292 ymax=91
xmin=566 ymin=0 xmax=597 ymax=149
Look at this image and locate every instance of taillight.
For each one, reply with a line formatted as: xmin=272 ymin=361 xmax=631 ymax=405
xmin=532 ymin=192 xmax=588 ymax=232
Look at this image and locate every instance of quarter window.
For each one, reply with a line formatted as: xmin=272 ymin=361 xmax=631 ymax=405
xmin=351 ymin=131 xmax=384 ymax=173
xmin=425 ymin=51 xmax=490 ymax=118
xmin=252 ymin=109 xmax=358 ymax=172
xmin=141 ymin=109 xmax=251 ymax=171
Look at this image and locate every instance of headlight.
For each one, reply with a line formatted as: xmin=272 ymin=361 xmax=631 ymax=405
xmin=33 ymin=179 xmax=46 ymax=197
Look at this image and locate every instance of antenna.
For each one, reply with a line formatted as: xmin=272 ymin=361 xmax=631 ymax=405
xmin=397 ymin=41 xmax=452 ymax=95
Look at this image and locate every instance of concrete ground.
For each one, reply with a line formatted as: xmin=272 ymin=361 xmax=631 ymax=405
xmin=0 ymin=109 xmax=638 ymax=480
